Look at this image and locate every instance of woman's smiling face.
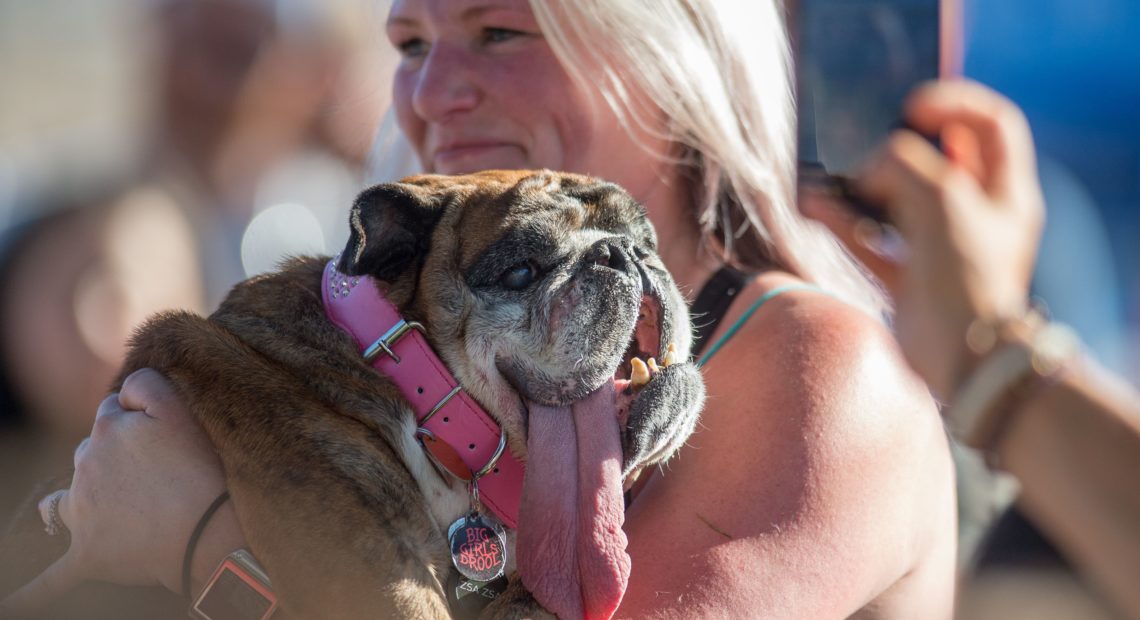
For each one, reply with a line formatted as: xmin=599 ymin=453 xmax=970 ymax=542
xmin=387 ymin=0 xmax=668 ymax=191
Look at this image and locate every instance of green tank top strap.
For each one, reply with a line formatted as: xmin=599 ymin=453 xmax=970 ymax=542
xmin=695 ymin=284 xmax=830 ymax=368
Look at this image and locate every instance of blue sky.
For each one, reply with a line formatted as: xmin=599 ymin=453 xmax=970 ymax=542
xmin=964 ymin=0 xmax=1140 ymax=372
xmin=965 ymin=0 xmax=1140 ymax=202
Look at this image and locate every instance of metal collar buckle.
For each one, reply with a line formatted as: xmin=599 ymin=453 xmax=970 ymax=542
xmin=363 ymin=319 xmax=426 ymax=364
xmin=415 ymin=386 xmax=509 ymax=489
xmin=416 ymin=423 xmax=509 ymax=487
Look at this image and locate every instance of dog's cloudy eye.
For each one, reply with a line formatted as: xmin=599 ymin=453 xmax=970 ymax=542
xmin=500 ymin=262 xmax=537 ymax=290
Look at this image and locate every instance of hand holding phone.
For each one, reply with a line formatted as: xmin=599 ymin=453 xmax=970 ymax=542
xmin=795 ymin=0 xmax=961 ymax=225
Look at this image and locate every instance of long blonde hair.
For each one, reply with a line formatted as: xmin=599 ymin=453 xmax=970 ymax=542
xmin=369 ymin=0 xmax=887 ymax=316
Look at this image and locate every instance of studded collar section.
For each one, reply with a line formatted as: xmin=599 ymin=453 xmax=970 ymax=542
xmin=321 ymin=258 xmax=524 ymax=529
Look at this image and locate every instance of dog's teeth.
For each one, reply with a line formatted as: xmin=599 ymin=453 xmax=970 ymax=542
xmin=647 ymin=357 xmax=659 ymax=374
xmin=630 ymin=357 xmax=650 ymax=388
xmin=663 ymin=343 xmax=678 ymax=366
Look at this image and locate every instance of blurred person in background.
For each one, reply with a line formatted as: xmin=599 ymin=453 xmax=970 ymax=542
xmin=0 ymin=0 xmax=385 ymax=461
xmin=948 ymin=3 xmax=1140 ymax=618
xmin=0 ymin=182 xmax=204 ymax=504
xmin=142 ymin=0 xmax=387 ymax=306
xmin=0 ymin=0 xmax=386 ymax=613
xmin=798 ymin=1 xmax=1140 ymax=617
xmin=804 ymin=80 xmax=1140 ymax=620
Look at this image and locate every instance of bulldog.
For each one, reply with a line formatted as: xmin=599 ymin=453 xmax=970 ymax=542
xmin=12 ymin=170 xmax=705 ymax=619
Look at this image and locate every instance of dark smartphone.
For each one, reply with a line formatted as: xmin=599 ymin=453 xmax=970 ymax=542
xmin=794 ymin=0 xmax=961 ymax=223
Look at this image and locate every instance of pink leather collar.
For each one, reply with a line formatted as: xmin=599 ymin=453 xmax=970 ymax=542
xmin=321 ymin=258 xmax=523 ymax=529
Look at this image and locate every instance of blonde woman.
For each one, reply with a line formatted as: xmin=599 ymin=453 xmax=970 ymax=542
xmin=7 ymin=1 xmax=956 ymax=617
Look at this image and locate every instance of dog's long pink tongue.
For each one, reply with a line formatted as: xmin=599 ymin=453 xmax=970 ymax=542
xmin=518 ymin=382 xmax=631 ymax=619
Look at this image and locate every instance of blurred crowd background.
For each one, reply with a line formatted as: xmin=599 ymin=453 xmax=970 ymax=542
xmin=0 ymin=1 xmax=392 ymax=428
xmin=0 ymin=0 xmax=1136 ymax=618
xmin=0 ymin=0 xmax=396 ymax=568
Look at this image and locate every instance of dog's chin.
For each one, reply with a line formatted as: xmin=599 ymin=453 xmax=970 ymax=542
xmin=495 ymin=359 xmax=617 ymax=408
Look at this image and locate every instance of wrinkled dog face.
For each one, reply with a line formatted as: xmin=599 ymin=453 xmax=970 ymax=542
xmin=339 ymin=170 xmax=704 ymax=475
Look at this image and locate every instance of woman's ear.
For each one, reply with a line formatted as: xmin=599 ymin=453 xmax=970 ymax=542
xmin=337 ymin=182 xmax=447 ymax=281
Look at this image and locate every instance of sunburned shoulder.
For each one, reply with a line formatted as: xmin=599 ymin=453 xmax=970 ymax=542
xmin=698 ymin=276 xmax=953 ymax=595
xmin=622 ymin=276 xmax=957 ymax=616
xmin=700 ymin=274 xmax=941 ymax=452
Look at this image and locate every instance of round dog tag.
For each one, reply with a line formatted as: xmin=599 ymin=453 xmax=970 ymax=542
xmin=445 ymin=569 xmax=508 ymax=619
xmin=448 ymin=513 xmax=507 ymax=582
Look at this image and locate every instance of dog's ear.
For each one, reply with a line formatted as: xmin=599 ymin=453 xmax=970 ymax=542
xmin=337 ymin=182 xmax=447 ymax=280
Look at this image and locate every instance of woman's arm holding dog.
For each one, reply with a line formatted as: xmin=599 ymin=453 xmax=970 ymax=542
xmin=4 ymin=310 xmax=458 ymax=620
xmin=0 ymin=369 xmax=246 ymax=616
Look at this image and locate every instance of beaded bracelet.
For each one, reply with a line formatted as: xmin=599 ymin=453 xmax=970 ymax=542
xmin=946 ymin=312 xmax=1081 ymax=457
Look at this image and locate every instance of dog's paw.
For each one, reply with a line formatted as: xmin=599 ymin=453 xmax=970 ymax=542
xmin=620 ymin=361 xmax=704 ymax=477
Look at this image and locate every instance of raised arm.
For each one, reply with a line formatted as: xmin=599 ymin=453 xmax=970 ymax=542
xmin=804 ymin=78 xmax=1140 ymax=618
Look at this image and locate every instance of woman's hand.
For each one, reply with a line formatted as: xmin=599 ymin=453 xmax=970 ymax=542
xmin=802 ymin=79 xmax=1046 ymax=398
xmin=1 ymin=369 xmax=246 ymax=615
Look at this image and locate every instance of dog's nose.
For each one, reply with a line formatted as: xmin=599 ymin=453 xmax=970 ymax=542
xmin=587 ymin=239 xmax=631 ymax=274
xmin=586 ymin=238 xmax=655 ymax=295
